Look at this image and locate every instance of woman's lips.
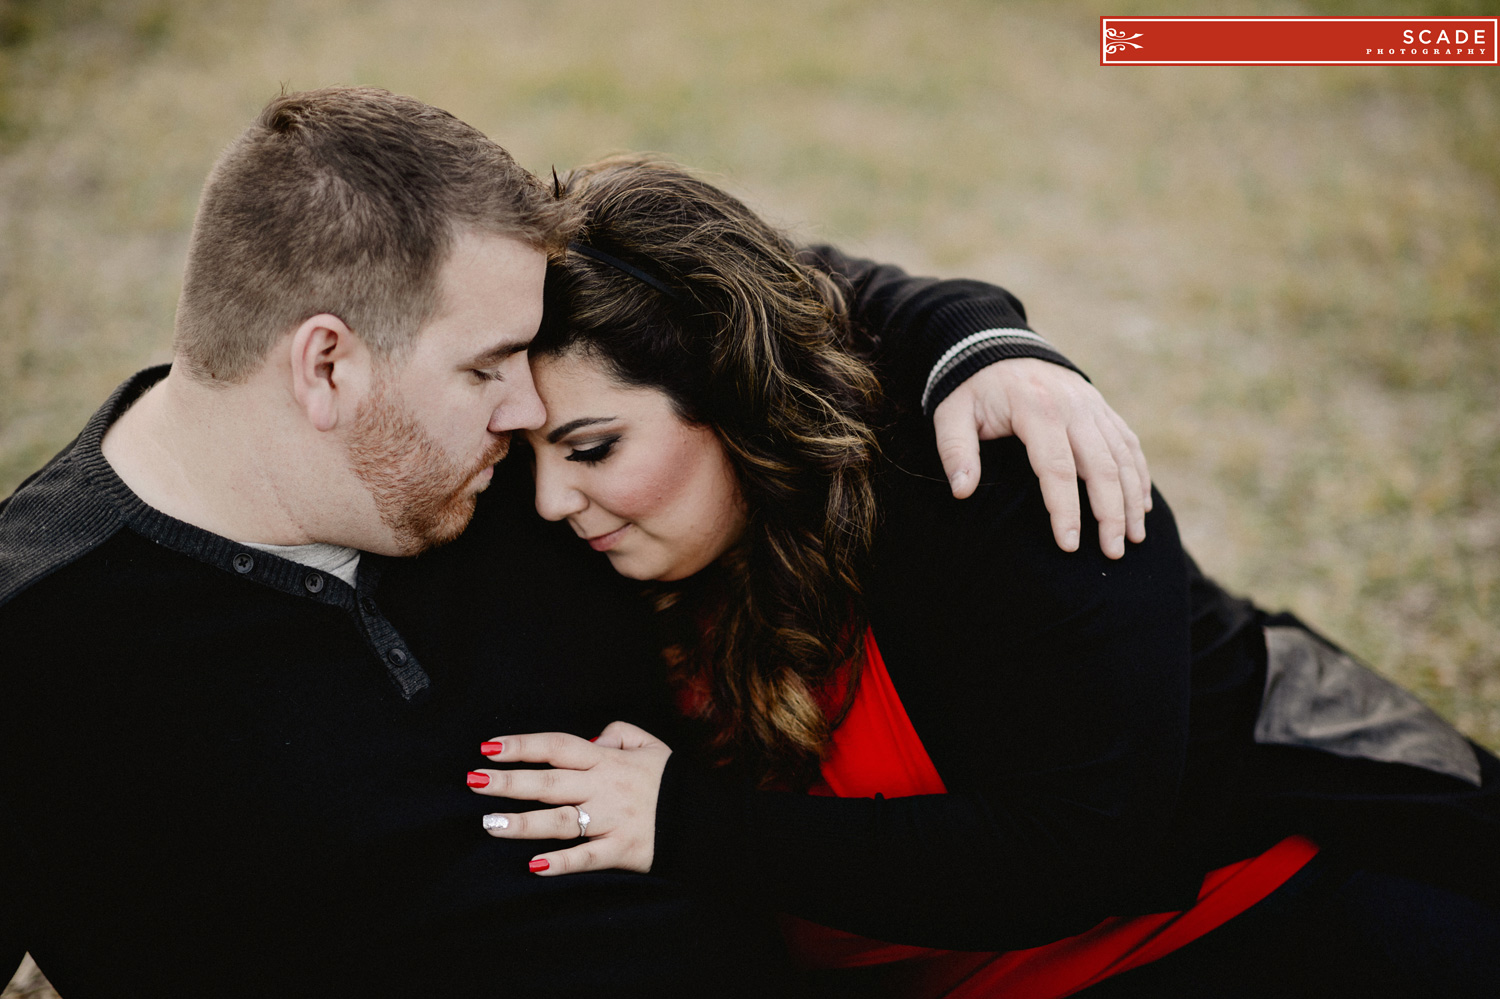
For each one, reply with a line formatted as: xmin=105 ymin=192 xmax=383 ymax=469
xmin=586 ymin=524 xmax=630 ymax=552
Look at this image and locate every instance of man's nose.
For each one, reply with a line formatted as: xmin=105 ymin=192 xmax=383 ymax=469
xmin=489 ymin=365 xmax=547 ymax=434
xmin=532 ymin=456 xmax=586 ymax=523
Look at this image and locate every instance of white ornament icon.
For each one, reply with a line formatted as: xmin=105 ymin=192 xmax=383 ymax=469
xmin=1105 ymin=28 xmax=1145 ymax=54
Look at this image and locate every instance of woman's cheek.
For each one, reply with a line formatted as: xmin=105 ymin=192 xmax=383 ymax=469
xmin=610 ymin=454 xmax=695 ymax=522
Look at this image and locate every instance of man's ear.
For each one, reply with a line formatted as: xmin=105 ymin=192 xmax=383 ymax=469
xmin=289 ymin=314 xmax=369 ymax=433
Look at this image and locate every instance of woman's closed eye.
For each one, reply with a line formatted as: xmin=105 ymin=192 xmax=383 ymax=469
xmin=566 ymin=436 xmax=621 ymax=465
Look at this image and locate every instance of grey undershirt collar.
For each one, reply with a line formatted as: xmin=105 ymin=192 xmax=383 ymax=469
xmin=241 ymin=541 xmax=361 ymax=587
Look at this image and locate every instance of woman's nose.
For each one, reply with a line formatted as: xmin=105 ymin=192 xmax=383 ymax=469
xmin=532 ymin=455 xmax=587 ymax=522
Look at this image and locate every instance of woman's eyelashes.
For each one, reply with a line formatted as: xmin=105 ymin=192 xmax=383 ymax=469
xmin=566 ymin=435 xmax=621 ymax=465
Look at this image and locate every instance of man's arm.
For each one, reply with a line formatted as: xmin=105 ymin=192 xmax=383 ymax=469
xmin=1 ymin=803 xmax=25 ymax=984
xmin=798 ymin=245 xmax=1077 ymax=409
xmin=801 ymin=245 xmax=1149 ymax=559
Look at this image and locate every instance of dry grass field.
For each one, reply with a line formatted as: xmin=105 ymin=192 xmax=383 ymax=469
xmin=2 ymin=0 xmax=1497 ymax=993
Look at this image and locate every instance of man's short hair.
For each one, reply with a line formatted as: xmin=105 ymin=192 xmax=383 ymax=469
xmin=172 ymin=86 xmax=577 ymax=383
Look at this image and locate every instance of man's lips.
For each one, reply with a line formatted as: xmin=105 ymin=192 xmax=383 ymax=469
xmin=585 ymin=524 xmax=630 ymax=552
xmin=465 ymin=433 xmax=509 ymax=493
xmin=465 ymin=464 xmax=495 ymax=495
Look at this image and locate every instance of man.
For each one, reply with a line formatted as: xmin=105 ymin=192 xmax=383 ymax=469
xmin=0 ymin=87 xmax=1146 ymax=996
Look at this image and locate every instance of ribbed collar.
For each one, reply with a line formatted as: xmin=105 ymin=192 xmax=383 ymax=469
xmin=69 ymin=366 xmax=388 ymax=606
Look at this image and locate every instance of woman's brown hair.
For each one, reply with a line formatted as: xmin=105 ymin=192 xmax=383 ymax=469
xmin=534 ymin=156 xmax=882 ymax=785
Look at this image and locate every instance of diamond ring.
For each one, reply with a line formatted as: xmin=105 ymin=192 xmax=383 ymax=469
xmin=576 ymin=807 xmax=591 ymax=838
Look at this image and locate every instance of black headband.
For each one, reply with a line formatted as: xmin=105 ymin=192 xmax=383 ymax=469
xmin=567 ymin=241 xmax=684 ymax=303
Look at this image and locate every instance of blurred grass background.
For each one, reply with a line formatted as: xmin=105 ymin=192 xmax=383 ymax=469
xmin=1 ymin=0 xmax=1496 ymax=991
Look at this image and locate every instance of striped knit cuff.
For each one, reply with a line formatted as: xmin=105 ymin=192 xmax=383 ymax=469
xmin=921 ymin=329 xmax=1086 ymax=416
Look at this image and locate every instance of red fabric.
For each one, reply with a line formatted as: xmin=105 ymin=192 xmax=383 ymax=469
xmin=782 ymin=629 xmax=1318 ymax=998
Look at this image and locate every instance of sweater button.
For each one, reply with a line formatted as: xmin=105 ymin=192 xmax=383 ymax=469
xmin=303 ymin=572 xmax=324 ymax=594
xmin=360 ymin=596 xmax=377 ymax=615
xmin=386 ymin=648 xmax=408 ymax=666
xmin=232 ymin=553 xmax=254 ymax=574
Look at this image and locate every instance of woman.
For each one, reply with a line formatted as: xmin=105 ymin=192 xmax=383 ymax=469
xmin=467 ymin=157 xmax=1500 ymax=996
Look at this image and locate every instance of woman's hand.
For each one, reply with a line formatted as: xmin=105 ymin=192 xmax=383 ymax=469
xmin=467 ymin=721 xmax=671 ymax=876
xmin=934 ymin=358 xmax=1151 ymax=559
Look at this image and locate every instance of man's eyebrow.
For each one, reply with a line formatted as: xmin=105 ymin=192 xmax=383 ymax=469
xmin=546 ymin=417 xmax=616 ymax=444
xmin=464 ymin=338 xmax=533 ymax=368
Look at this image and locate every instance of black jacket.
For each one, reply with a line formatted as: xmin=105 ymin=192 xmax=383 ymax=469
xmin=652 ymin=415 xmax=1500 ymax=952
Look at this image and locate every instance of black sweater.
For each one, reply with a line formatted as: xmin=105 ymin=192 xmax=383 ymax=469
xmin=0 ymin=251 xmax=1069 ymax=996
xmin=651 ymin=415 xmax=1500 ymax=952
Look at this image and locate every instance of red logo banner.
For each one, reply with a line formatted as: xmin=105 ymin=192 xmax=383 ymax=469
xmin=1100 ymin=16 xmax=1498 ymax=66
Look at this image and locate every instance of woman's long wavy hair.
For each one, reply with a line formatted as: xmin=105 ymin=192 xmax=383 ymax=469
xmin=534 ymin=156 xmax=882 ymax=785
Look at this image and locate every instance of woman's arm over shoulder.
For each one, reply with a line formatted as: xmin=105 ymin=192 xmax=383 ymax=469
xmin=653 ymin=437 xmax=1196 ymax=949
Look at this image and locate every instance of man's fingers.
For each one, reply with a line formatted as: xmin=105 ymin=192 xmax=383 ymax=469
xmin=479 ymin=731 xmax=599 ymax=770
xmin=480 ymin=805 xmax=589 ymax=841
xmin=1067 ymin=415 xmax=1127 ymax=558
xmin=1096 ymin=413 xmax=1145 ymax=545
xmin=932 ymin=394 xmax=983 ymax=499
xmin=1110 ymin=409 xmax=1153 ymax=513
xmin=1013 ymin=416 xmax=1083 ymax=552
xmin=1070 ymin=418 xmax=1127 ymax=560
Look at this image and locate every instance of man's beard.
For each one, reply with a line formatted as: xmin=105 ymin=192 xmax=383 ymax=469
xmin=345 ymin=379 xmax=511 ymax=555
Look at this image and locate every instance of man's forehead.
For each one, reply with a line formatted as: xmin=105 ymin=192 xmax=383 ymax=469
xmin=426 ymin=231 xmax=547 ymax=331
xmin=440 ymin=230 xmax=548 ymax=285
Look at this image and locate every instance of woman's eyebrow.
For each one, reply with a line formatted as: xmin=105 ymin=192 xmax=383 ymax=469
xmin=546 ymin=417 xmax=616 ymax=444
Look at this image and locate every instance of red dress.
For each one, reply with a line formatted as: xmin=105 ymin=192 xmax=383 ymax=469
xmin=779 ymin=629 xmax=1319 ymax=998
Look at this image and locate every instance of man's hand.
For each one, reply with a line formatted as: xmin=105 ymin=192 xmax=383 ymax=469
xmin=933 ymin=358 xmax=1150 ymax=559
xmin=467 ymin=722 xmax=670 ymax=876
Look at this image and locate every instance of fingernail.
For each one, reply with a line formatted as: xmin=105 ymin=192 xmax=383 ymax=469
xmin=588 ymin=737 xmax=598 ymax=743
xmin=466 ymin=771 xmax=490 ymax=788
xmin=1065 ymin=530 xmax=1079 ymax=550
xmin=480 ymin=741 xmax=504 ymax=755
xmin=528 ymin=858 xmax=550 ymax=873
xmin=482 ymin=814 xmax=509 ymax=831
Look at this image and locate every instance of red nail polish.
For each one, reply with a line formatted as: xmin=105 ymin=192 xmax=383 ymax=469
xmin=480 ymin=741 xmax=503 ymax=755
xmin=529 ymin=858 xmax=550 ymax=873
xmin=588 ymin=737 xmax=598 ymax=743
xmin=466 ymin=771 xmax=490 ymax=788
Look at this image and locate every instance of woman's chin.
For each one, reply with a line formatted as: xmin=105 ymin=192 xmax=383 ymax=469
xmin=601 ymin=549 xmax=663 ymax=582
xmin=601 ymin=548 xmax=703 ymax=584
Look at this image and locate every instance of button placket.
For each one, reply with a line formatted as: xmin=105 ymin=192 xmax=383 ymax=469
xmin=351 ymin=585 xmax=429 ymax=701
